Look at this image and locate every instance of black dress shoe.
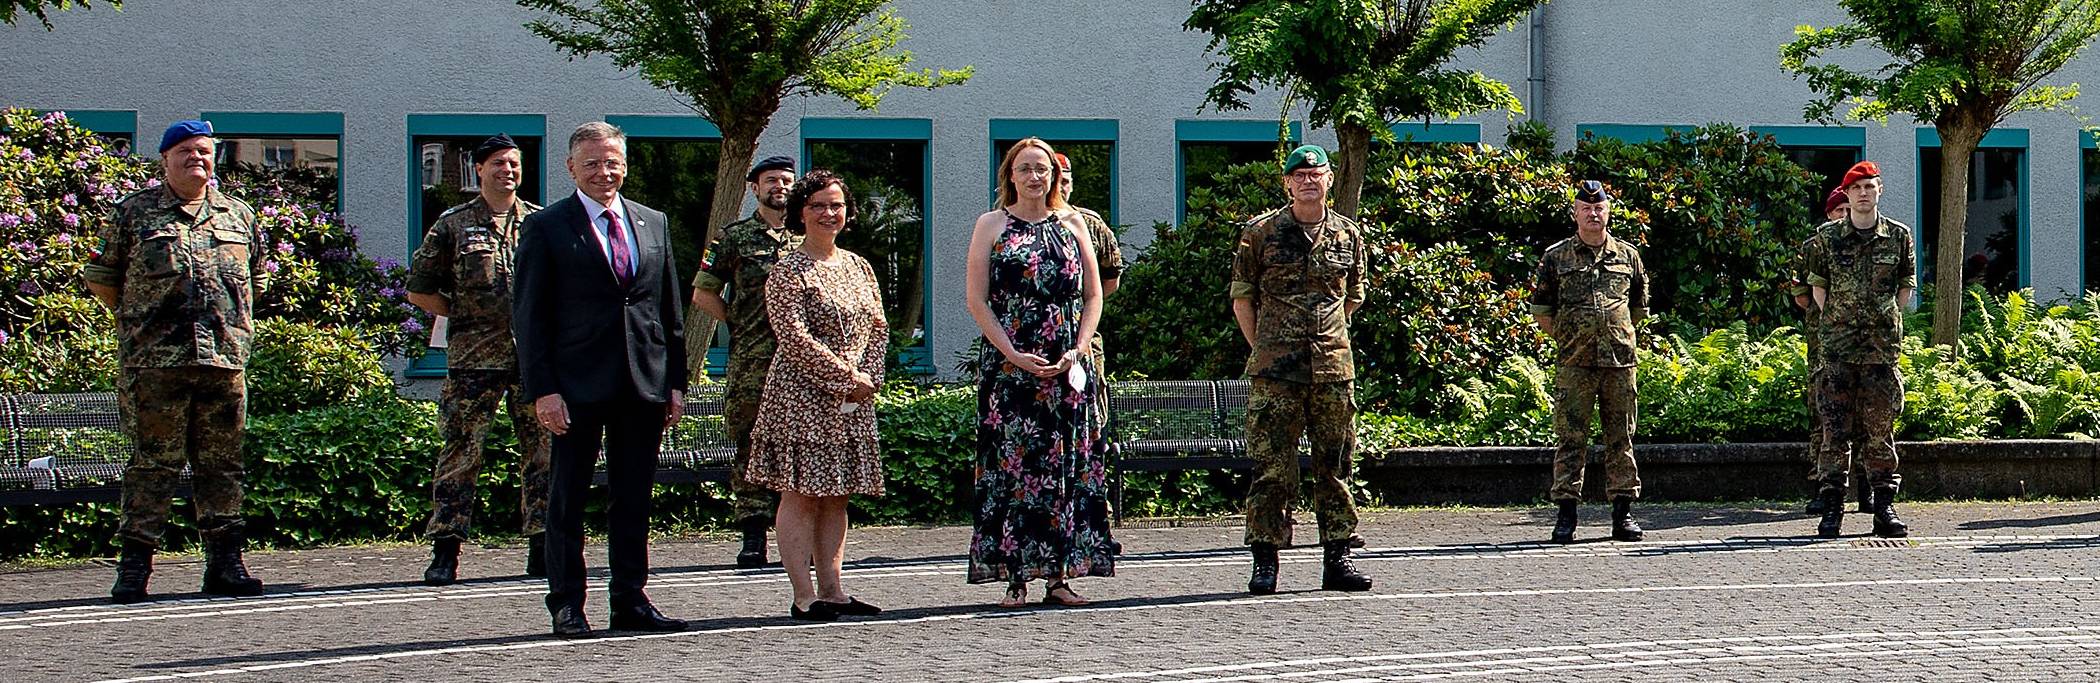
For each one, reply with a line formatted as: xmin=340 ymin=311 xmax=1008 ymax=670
xmin=609 ymin=603 xmax=688 ymax=632
xmin=790 ymin=600 xmax=839 ymax=621
xmin=820 ymin=596 xmax=882 ymax=616
xmin=551 ymin=605 xmax=591 ymax=638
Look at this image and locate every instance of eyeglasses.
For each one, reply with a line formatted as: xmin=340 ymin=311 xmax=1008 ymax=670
xmin=1288 ymin=171 xmax=1328 ymax=184
xmin=580 ymin=158 xmax=626 ymax=172
xmin=805 ymin=202 xmax=848 ymax=213
xmin=1013 ymin=163 xmax=1054 ymax=176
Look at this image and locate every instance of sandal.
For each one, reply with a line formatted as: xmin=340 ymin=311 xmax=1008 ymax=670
xmin=997 ymin=581 xmax=1029 ymax=609
xmin=1042 ymin=581 xmax=1088 ymax=607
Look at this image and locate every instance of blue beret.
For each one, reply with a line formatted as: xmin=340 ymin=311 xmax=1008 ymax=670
xmin=1574 ymin=180 xmax=1612 ymax=203
xmin=472 ymin=133 xmax=519 ymax=164
xmin=158 ymin=119 xmax=214 ymax=154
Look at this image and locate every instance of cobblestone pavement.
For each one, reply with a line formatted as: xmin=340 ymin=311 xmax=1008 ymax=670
xmin=4 ymin=501 xmax=2100 ymax=682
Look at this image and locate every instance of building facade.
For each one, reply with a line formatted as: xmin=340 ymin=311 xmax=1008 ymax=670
xmin=6 ymin=0 xmax=2095 ymax=378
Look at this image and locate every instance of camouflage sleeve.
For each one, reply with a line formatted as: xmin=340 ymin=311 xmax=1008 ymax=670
xmin=1802 ymin=235 xmax=1829 ymax=288
xmin=1898 ymin=228 xmax=1918 ymax=290
xmin=1629 ymin=249 xmax=1649 ymax=322
xmin=1346 ymin=229 xmax=1366 ymax=307
xmin=1785 ymin=242 xmax=1812 ymax=298
xmin=691 ymin=228 xmax=736 ymax=294
xmin=1086 ymin=213 xmax=1123 ymax=280
xmin=1228 ymin=221 xmax=1262 ymax=300
xmin=81 ymin=202 xmax=130 ymax=287
xmin=1527 ymin=252 xmax=1557 ymax=316
xmin=403 ymin=220 xmax=451 ymax=295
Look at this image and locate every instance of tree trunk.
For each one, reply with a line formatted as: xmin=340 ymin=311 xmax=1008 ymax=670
xmin=1930 ymin=122 xmax=1984 ymax=349
xmin=1331 ymin=120 xmax=1374 ymax=220
xmin=683 ymin=124 xmax=761 ymax=382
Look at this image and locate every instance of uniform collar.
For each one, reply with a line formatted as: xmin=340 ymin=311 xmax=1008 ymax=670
xmin=1574 ymin=233 xmax=1617 ymax=253
xmin=1838 ymin=214 xmax=1893 ymax=240
xmin=156 ymin=183 xmax=225 ymax=219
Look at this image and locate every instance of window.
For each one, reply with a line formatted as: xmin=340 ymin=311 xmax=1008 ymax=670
xmin=1175 ymin=120 xmax=1303 ymax=223
xmin=45 ymin=110 xmax=135 ymax=155
xmin=200 ymin=112 xmax=344 ymax=208
xmin=1387 ymin=122 xmax=1481 ymax=146
xmin=1751 ymin=126 xmax=1866 ymax=225
xmin=607 ymin=115 xmax=726 ymax=372
xmin=803 ymin=117 xmax=933 ymax=372
xmin=402 ymin=114 xmax=548 ymax=377
xmin=1574 ymin=123 xmax=1692 ymax=145
xmin=2083 ymin=133 xmax=2100 ymax=292
xmin=1919 ymin=128 xmax=2027 ymax=294
xmin=989 ymin=119 xmax=1117 ymax=223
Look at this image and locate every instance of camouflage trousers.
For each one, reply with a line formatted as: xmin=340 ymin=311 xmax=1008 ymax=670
xmin=426 ymin=369 xmax=550 ymax=539
xmin=723 ymin=383 xmax=776 ymax=524
xmin=1550 ymin=366 xmax=1642 ymax=501
xmin=1242 ymin=378 xmax=1359 ymax=547
xmin=116 ymin=366 xmax=247 ymax=547
xmin=1815 ymin=362 xmax=1903 ymax=493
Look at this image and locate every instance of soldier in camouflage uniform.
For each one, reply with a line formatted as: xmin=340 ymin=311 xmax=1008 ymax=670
xmin=1531 ymin=180 xmax=1648 ymax=545
xmin=691 ymin=155 xmax=798 ymax=568
xmin=405 ymin=134 xmax=549 ymax=585
xmin=1795 ymin=188 xmax=1872 ymax=516
xmin=1052 ymin=153 xmax=1125 ymax=371
xmin=1229 ymin=144 xmax=1372 ymax=595
xmin=83 ymin=120 xmax=267 ymax=603
xmin=1801 ymin=161 xmax=1915 ymax=539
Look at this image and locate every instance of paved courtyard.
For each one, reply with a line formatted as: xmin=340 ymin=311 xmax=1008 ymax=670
xmin=4 ymin=502 xmax=2100 ymax=682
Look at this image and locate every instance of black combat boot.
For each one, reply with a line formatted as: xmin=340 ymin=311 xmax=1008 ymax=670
xmin=1854 ymin=471 xmax=1873 ymax=514
xmin=1872 ymin=488 xmax=1909 ymax=538
xmin=1247 ymin=543 xmax=1279 ymax=595
xmin=199 ymin=523 xmax=264 ymax=597
xmin=1815 ymin=488 xmax=1845 ymax=538
xmin=1550 ymin=500 xmax=1578 ymax=544
xmin=110 ymin=539 xmax=154 ymax=604
xmin=1610 ymin=497 xmax=1644 ymax=542
xmin=1320 ymin=540 xmax=1373 ymax=591
xmin=526 ymin=532 xmax=546 ymax=577
xmin=423 ymin=537 xmax=461 ymax=586
xmin=737 ymin=517 xmax=769 ymax=569
xmin=1804 ymin=480 xmax=1828 ymax=514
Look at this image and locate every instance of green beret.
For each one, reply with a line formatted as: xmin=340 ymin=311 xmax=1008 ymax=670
xmin=1282 ymin=144 xmax=1329 ymax=174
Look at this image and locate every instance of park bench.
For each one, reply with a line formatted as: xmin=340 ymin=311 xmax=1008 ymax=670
xmin=0 ymin=387 xmax=738 ymax=506
xmin=1104 ymin=379 xmax=1254 ymax=522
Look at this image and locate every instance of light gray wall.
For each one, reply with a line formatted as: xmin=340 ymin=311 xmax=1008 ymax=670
xmin=5 ymin=0 xmax=2097 ymax=377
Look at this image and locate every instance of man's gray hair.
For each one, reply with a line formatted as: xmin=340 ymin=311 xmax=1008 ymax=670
xmin=567 ymin=121 xmax=627 ymax=155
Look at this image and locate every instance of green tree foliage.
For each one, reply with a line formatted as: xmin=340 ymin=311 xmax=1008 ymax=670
xmin=1780 ymin=0 xmax=2100 ymax=347
xmin=516 ymin=0 xmax=971 ymax=244
xmin=1185 ymin=0 xmax=1541 ymax=218
xmin=1 ymin=0 xmax=116 ymax=29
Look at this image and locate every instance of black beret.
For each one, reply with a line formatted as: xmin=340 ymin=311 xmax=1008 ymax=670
xmin=471 ymin=134 xmax=519 ymax=164
xmin=747 ymin=155 xmax=795 ymax=182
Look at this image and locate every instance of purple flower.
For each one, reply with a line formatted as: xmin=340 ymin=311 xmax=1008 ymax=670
xmin=145 ymin=178 xmax=161 ymax=188
xmin=18 ymin=282 xmax=42 ymax=296
xmin=61 ymin=214 xmax=79 ymax=228
xmin=54 ymin=233 xmax=73 ymax=244
xmin=41 ymin=111 xmax=64 ymax=124
xmin=72 ymin=160 xmax=88 ymax=170
xmin=263 ymin=261 xmax=281 ymax=274
xmin=402 ymin=319 xmax=425 ymax=334
xmin=378 ymin=287 xmax=399 ymax=299
xmin=60 ymin=194 xmax=77 ymax=206
xmin=0 ymin=329 xmax=9 ymax=345
xmin=276 ymin=242 xmax=294 ymax=255
xmin=0 ymin=214 xmax=18 ymax=228
xmin=374 ymin=258 xmax=401 ymax=271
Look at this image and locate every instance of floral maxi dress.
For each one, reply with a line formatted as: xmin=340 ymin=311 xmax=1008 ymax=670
xmin=968 ymin=210 xmax=1115 ymax=585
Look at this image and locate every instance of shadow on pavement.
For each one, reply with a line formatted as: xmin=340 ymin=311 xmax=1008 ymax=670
xmin=1958 ymin=511 xmax=2100 ymax=530
xmin=1967 ymin=537 xmax=2100 ymax=553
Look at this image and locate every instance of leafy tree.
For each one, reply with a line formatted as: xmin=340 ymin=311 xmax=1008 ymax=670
xmin=1184 ymin=0 xmax=1541 ymax=218
xmin=1 ymin=0 xmax=117 ymax=29
xmin=1781 ymin=0 xmax=2100 ymax=347
xmin=517 ymin=0 xmax=970 ymax=242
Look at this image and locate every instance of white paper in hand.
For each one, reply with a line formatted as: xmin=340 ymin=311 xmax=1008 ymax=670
xmin=1067 ymin=363 xmax=1088 ymax=392
xmin=839 ymin=402 xmax=861 ymax=414
xmin=428 ymin=316 xmax=450 ymax=349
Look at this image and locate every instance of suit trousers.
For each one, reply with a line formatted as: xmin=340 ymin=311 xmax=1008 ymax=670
xmin=544 ymin=395 xmax=666 ymax=614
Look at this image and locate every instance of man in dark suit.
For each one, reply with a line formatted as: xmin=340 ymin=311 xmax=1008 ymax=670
xmin=512 ymin=121 xmax=689 ymax=637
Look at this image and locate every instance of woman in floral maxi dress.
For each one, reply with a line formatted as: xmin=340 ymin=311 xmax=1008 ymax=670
xmin=963 ymin=138 xmax=1114 ymax=607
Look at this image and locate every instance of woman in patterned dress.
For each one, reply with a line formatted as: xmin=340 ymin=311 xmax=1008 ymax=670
xmin=745 ymin=170 xmax=890 ymax=621
xmin=963 ymin=138 xmax=1114 ymax=607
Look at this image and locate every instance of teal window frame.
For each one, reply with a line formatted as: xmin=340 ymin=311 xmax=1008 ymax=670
xmin=40 ymin=109 xmax=136 ymax=150
xmin=2080 ymin=130 xmax=2100 ymax=290
xmin=608 ymin=114 xmax=731 ymax=374
xmin=1751 ymin=125 xmax=1867 ymax=149
xmin=198 ymin=111 xmax=346 ymax=206
xmin=402 ymin=113 xmax=548 ymax=378
xmin=799 ymin=117 xmax=936 ymax=374
xmin=1916 ymin=126 xmax=2031 ymax=291
xmin=987 ymin=118 xmax=1119 ymax=223
xmin=1388 ymin=121 xmax=1480 ymax=144
xmin=1174 ymin=119 xmax=1304 ymax=224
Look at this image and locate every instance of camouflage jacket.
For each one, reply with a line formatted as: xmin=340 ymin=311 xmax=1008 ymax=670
xmin=692 ymin=214 xmax=801 ymax=390
xmin=1802 ymin=215 xmax=1915 ymax=365
xmin=1229 ymin=207 xmax=1366 ymax=383
xmin=1071 ymin=207 xmax=1124 ymax=280
xmin=1529 ymin=234 xmax=1648 ymax=368
xmin=82 ymin=185 xmax=261 ymax=370
xmin=405 ymin=195 xmax=542 ymax=371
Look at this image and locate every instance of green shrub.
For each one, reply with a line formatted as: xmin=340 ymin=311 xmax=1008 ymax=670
xmin=1638 ymin=325 xmax=1809 ymax=443
xmin=246 ymin=319 xmax=397 ymax=416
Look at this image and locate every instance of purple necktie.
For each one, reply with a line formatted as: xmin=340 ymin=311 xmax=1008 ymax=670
xmin=601 ymin=208 xmax=635 ymax=287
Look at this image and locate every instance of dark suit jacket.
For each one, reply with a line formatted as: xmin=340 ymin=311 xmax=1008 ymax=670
xmin=512 ymin=192 xmax=688 ymax=405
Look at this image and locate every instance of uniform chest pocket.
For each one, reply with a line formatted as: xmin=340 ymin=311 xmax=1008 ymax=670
xmin=210 ymin=229 xmax=252 ymax=281
xmin=1598 ymin=262 xmax=1634 ymax=298
xmin=136 ymin=228 xmax=184 ymax=278
xmin=457 ymin=239 xmax=500 ymax=286
xmin=1869 ymin=252 xmax=1901 ymax=291
xmin=1318 ymin=243 xmax=1356 ymax=269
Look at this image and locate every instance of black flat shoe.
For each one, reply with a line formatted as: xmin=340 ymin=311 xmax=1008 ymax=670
xmin=551 ymin=605 xmax=592 ymax=638
xmin=790 ymin=600 xmax=839 ymax=621
xmin=820 ymin=596 xmax=881 ymax=616
xmin=609 ymin=603 xmax=688 ymax=632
